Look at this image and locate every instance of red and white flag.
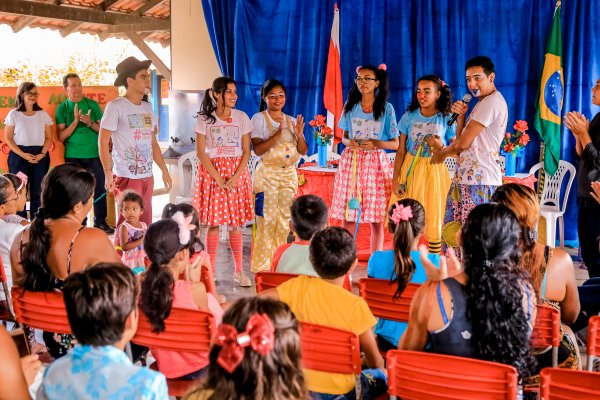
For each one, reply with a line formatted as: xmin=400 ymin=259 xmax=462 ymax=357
xmin=323 ymin=3 xmax=343 ymax=144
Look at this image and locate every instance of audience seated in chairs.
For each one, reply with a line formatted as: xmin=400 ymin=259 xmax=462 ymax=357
xmin=184 ymin=297 xmax=307 ymax=400
xmin=140 ymin=217 xmax=224 ymax=380
xmin=367 ymin=199 xmax=439 ymax=352
xmin=37 ymin=263 xmax=167 ymax=399
xmin=491 ymin=183 xmax=582 ymax=389
xmin=260 ymin=227 xmax=387 ymax=399
xmin=401 ymin=203 xmax=537 ymax=380
xmin=10 ymin=164 xmax=120 ymax=358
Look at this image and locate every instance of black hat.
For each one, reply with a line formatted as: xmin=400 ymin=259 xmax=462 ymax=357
xmin=114 ymin=56 xmax=152 ymax=87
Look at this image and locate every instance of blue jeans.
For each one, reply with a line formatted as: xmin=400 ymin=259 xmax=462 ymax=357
xmin=8 ymin=146 xmax=49 ymax=218
xmin=310 ymin=368 xmax=388 ymax=400
xmin=65 ymin=157 xmax=107 ymax=225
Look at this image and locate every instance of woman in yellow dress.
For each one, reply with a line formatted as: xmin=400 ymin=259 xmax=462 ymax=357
xmin=391 ymin=75 xmax=455 ymax=254
xmin=250 ymin=79 xmax=307 ymax=272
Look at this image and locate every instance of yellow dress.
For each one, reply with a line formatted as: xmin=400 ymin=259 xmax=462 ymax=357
xmin=390 ymin=151 xmax=451 ymax=254
xmin=250 ymin=112 xmax=301 ymax=272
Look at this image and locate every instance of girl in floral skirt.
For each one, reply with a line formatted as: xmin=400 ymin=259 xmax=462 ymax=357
xmin=193 ymin=77 xmax=254 ymax=287
xmin=331 ymin=64 xmax=399 ymax=254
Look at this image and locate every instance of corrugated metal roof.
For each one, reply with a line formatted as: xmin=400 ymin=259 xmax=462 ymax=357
xmin=0 ymin=0 xmax=170 ymax=45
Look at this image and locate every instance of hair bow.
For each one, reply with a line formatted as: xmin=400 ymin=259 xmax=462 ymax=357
xmin=390 ymin=204 xmax=413 ymax=224
xmin=170 ymin=211 xmax=196 ymax=245
xmin=216 ymin=313 xmax=275 ymax=373
xmin=355 ymin=65 xmax=362 ymax=74
xmin=15 ymin=171 xmax=28 ymax=190
xmin=378 ymin=63 xmax=387 ymax=71
xmin=439 ymin=79 xmax=447 ymax=87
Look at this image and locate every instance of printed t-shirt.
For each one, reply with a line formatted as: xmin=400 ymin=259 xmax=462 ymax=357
xmin=367 ymin=249 xmax=439 ymax=345
xmin=276 ymin=275 xmax=377 ymax=395
xmin=398 ymin=110 xmax=456 ymax=157
xmin=55 ymin=97 xmax=103 ymax=158
xmin=338 ymin=102 xmax=399 ymax=141
xmin=4 ymin=109 xmax=53 ymax=146
xmin=455 ymin=91 xmax=508 ymax=186
xmin=100 ymin=97 xmax=156 ymax=179
xmin=195 ymin=109 xmax=252 ymax=159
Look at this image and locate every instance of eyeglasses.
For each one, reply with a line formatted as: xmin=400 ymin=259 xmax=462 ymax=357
xmin=416 ymin=89 xmax=438 ymax=95
xmin=355 ymin=77 xmax=378 ymax=84
xmin=25 ymin=91 xmax=40 ymax=97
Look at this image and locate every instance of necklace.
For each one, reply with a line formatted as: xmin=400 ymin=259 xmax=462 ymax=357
xmin=217 ymin=108 xmax=233 ymax=123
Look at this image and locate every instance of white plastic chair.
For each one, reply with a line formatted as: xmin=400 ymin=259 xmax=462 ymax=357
xmin=528 ymin=160 xmax=576 ymax=248
xmin=248 ymin=151 xmax=260 ymax=177
xmin=176 ymin=151 xmax=199 ymax=204
xmin=444 ymin=157 xmax=458 ymax=178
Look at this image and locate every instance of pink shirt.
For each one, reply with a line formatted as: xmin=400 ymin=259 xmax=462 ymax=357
xmin=151 ymin=280 xmax=223 ymax=378
xmin=194 ymin=109 xmax=252 ymax=159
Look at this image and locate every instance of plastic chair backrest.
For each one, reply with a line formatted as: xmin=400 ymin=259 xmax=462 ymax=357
xmin=386 ymin=349 xmax=519 ymax=400
xmin=530 ymin=305 xmax=561 ymax=367
xmin=586 ymin=315 xmax=600 ymax=371
xmin=0 ymin=258 xmax=15 ymax=321
xmin=358 ymin=278 xmax=420 ymax=322
xmin=131 ymin=307 xmax=215 ymax=353
xmin=177 ymin=151 xmax=199 ymax=200
xmin=11 ymin=287 xmax=71 ymax=334
xmin=200 ymin=264 xmax=217 ymax=296
xmin=528 ymin=160 xmax=576 ymax=213
xmin=248 ymin=151 xmax=260 ymax=177
xmin=540 ymin=367 xmax=600 ymax=399
xmin=255 ymin=271 xmax=352 ymax=293
xmin=300 ymin=321 xmax=362 ymax=397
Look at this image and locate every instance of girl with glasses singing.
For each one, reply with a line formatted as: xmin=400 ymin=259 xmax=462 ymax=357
xmin=331 ymin=64 xmax=399 ymax=254
xmin=3 ymin=82 xmax=53 ymax=218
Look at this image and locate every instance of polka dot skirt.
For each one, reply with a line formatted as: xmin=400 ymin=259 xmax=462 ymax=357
xmin=192 ymin=156 xmax=254 ymax=226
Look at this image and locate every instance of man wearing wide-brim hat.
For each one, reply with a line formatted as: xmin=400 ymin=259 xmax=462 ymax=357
xmin=99 ymin=57 xmax=172 ymax=226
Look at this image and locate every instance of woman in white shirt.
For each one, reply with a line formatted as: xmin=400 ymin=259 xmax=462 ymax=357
xmin=3 ymin=82 xmax=53 ymax=218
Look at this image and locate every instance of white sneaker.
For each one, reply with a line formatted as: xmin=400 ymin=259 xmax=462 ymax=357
xmin=233 ymin=271 xmax=252 ymax=287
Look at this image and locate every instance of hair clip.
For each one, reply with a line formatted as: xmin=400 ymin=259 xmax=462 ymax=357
xmin=355 ymin=65 xmax=362 ymax=74
xmin=483 ymin=259 xmax=493 ymax=267
xmin=390 ymin=204 xmax=413 ymax=224
xmin=528 ymin=229 xmax=538 ymax=242
xmin=378 ymin=63 xmax=387 ymax=71
xmin=171 ymin=211 xmax=197 ymax=245
xmin=440 ymin=79 xmax=447 ymax=87
xmin=216 ymin=313 xmax=275 ymax=373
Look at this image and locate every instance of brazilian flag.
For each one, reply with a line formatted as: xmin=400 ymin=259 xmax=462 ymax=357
xmin=534 ymin=4 xmax=563 ymax=176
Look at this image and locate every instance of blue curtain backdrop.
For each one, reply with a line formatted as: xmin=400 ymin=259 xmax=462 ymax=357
xmin=201 ymin=0 xmax=600 ymax=244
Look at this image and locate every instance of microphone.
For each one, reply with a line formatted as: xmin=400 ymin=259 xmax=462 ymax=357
xmin=447 ymin=94 xmax=472 ymax=126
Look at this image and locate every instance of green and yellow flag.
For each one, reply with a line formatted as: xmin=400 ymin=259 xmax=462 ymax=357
xmin=534 ymin=3 xmax=563 ymax=176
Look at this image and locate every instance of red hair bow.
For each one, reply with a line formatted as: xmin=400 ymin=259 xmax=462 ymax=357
xmin=216 ymin=313 xmax=275 ymax=373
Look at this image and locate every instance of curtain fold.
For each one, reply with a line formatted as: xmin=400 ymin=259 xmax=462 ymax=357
xmin=201 ymin=0 xmax=600 ymax=243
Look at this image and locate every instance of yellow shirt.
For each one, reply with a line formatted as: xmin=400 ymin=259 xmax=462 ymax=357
xmin=276 ymin=275 xmax=377 ymax=395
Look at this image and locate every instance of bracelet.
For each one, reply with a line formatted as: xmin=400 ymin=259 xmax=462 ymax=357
xmin=87 ymin=122 xmax=93 ymax=128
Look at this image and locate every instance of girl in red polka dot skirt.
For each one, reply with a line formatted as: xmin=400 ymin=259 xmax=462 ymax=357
xmin=193 ymin=77 xmax=254 ymax=287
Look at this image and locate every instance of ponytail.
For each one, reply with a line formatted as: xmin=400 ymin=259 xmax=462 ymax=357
xmin=141 ymin=219 xmax=186 ymax=333
xmin=196 ymin=77 xmax=237 ymax=125
xmin=387 ymin=199 xmax=425 ymax=298
xmin=140 ymin=261 xmax=174 ymax=333
xmin=21 ymin=208 xmax=53 ymax=291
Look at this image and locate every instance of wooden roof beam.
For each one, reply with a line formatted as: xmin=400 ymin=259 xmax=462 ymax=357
xmin=103 ymin=20 xmax=168 ymax=34
xmin=10 ymin=15 xmax=35 ymax=32
xmin=0 ymin=0 xmax=163 ymax=25
xmin=126 ymin=31 xmax=171 ymax=81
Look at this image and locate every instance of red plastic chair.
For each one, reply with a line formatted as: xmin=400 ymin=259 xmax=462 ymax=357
xmin=540 ymin=367 xmax=600 ymax=399
xmin=386 ymin=349 xmax=519 ymax=400
xmin=255 ymin=271 xmax=352 ymax=293
xmin=299 ymin=322 xmax=362 ymax=399
xmin=530 ymin=305 xmax=561 ymax=367
xmin=587 ymin=315 xmax=600 ymax=371
xmin=10 ymin=287 xmax=71 ymax=334
xmin=131 ymin=307 xmax=216 ymax=397
xmin=0 ymin=258 xmax=15 ymax=323
xmin=358 ymin=278 xmax=420 ymax=322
